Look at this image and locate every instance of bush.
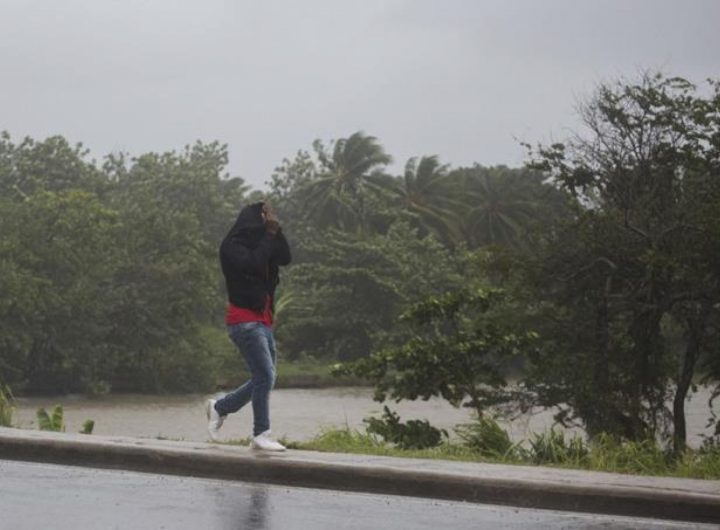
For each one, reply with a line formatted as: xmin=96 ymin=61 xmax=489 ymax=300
xmin=526 ymin=428 xmax=588 ymax=465
xmin=80 ymin=419 xmax=95 ymax=435
xmin=364 ymin=406 xmax=447 ymax=450
xmin=36 ymin=405 xmax=65 ymax=432
xmin=455 ymin=416 xmax=517 ymax=458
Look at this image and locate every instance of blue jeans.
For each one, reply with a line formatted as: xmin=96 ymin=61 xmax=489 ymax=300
xmin=214 ymin=322 xmax=277 ymax=436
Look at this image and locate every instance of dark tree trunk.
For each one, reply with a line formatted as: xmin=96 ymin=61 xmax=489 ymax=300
xmin=629 ymin=307 xmax=663 ymax=440
xmin=590 ymin=286 xmax=611 ymax=436
xmin=672 ymin=306 xmax=707 ymax=454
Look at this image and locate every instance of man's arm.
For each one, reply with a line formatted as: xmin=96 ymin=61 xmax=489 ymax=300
xmin=272 ymin=230 xmax=292 ymax=266
xmin=264 ymin=207 xmax=291 ymax=266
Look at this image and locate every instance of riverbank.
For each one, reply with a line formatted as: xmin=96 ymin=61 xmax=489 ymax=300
xmin=9 ymin=386 xmax=717 ymax=448
xmin=9 ymin=386 xmax=720 ymax=483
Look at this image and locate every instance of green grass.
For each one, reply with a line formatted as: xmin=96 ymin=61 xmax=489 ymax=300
xmin=272 ymin=427 xmax=720 ymax=480
xmin=284 ymin=428 xmax=483 ymax=461
xmin=580 ymin=434 xmax=720 ymax=479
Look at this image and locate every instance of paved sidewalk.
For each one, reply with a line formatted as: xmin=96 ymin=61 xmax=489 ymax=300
xmin=0 ymin=427 xmax=718 ymax=524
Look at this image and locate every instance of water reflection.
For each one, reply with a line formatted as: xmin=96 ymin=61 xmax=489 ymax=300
xmin=221 ymin=484 xmax=270 ymax=530
xmin=245 ymin=487 xmax=269 ymax=530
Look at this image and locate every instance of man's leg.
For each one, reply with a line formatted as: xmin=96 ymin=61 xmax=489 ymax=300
xmin=243 ymin=324 xmax=276 ymax=436
xmin=214 ymin=323 xmax=259 ymax=416
xmin=245 ymin=324 xmax=284 ymax=451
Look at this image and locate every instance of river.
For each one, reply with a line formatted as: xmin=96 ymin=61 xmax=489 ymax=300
xmin=11 ymin=386 xmax=717 ymax=447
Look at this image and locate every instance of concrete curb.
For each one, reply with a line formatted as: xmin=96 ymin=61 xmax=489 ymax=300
xmin=0 ymin=427 xmax=718 ymax=524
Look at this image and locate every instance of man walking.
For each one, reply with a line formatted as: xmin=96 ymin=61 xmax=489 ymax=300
xmin=207 ymin=202 xmax=291 ymax=451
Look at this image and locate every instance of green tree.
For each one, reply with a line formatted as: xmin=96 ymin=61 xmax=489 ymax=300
xmin=0 ymin=134 xmax=250 ymax=394
xmin=453 ymin=165 xmax=567 ymax=250
xmin=267 ymin=149 xmax=318 ymax=218
xmin=0 ymin=132 xmax=104 ymax=198
xmin=374 ymin=156 xmax=462 ymax=244
xmin=275 ymin=222 xmax=463 ymax=361
xmin=335 ymin=288 xmax=537 ymax=418
xmin=104 ymin=146 xmax=227 ymax=392
xmin=297 ymin=132 xmax=392 ymax=232
xmin=524 ymin=73 xmax=720 ymax=449
xmin=0 ymin=190 xmax=120 ymax=393
xmin=104 ymin=141 xmax=248 ymax=244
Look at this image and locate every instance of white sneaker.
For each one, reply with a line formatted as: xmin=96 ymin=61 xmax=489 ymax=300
xmin=251 ymin=430 xmax=286 ymax=452
xmin=206 ymin=399 xmax=225 ymax=441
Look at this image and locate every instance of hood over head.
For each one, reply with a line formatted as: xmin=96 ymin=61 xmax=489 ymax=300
xmin=225 ymin=202 xmax=266 ymax=247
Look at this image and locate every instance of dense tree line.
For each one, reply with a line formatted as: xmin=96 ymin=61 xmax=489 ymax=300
xmin=0 ymin=122 xmax=558 ymax=395
xmin=1 ymin=73 xmax=718 ymax=453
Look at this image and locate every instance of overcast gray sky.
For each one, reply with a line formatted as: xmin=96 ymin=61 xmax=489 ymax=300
xmin=1 ymin=0 xmax=718 ymax=189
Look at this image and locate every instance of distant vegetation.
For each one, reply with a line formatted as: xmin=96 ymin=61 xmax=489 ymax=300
xmin=0 ymin=72 xmax=718 ymax=455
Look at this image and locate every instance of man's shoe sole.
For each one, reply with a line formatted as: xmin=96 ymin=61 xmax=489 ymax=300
xmin=251 ymin=443 xmax=286 ymax=452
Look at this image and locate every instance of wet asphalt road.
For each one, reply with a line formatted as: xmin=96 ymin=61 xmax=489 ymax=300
xmin=0 ymin=460 xmax=712 ymax=530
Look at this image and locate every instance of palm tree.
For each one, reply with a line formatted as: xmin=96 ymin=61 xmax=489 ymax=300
xmin=459 ymin=166 xmax=562 ymax=249
xmin=379 ymin=155 xmax=463 ymax=244
xmin=299 ymin=132 xmax=391 ymax=231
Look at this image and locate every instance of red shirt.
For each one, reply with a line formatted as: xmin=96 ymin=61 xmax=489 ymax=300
xmin=225 ymin=296 xmax=273 ymax=327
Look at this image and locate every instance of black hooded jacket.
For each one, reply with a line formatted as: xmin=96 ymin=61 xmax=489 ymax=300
xmin=219 ymin=202 xmax=291 ymax=313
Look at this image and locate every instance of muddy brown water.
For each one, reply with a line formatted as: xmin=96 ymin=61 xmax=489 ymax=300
xmin=11 ymin=386 xmax=717 ymax=447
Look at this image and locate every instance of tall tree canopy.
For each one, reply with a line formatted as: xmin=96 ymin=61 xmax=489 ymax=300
xmin=524 ymin=74 xmax=720 ymax=449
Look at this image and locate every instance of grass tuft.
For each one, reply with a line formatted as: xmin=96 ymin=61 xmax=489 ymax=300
xmin=0 ymin=383 xmax=14 ymax=427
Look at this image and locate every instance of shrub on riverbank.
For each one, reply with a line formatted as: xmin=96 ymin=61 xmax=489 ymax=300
xmin=36 ymin=405 xmax=65 ymax=432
